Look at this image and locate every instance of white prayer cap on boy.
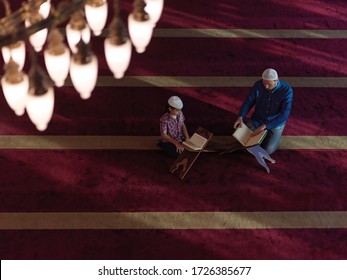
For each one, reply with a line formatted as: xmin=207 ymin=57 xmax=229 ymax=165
xmin=168 ymin=96 xmax=183 ymax=109
xmin=262 ymin=68 xmax=278 ymax=80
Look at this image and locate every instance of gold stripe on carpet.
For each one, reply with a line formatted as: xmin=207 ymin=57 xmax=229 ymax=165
xmin=153 ymin=29 xmax=347 ymax=39
xmin=64 ymin=76 xmax=347 ymax=88
xmin=0 ymin=211 xmax=346 ymax=229
xmin=2 ymin=76 xmax=347 ymax=87
xmin=71 ymin=28 xmax=347 ymax=39
xmin=0 ymin=136 xmax=346 ymax=150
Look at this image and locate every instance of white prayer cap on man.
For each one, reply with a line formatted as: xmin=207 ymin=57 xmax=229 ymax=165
xmin=168 ymin=96 xmax=183 ymax=109
xmin=262 ymin=68 xmax=278 ymax=80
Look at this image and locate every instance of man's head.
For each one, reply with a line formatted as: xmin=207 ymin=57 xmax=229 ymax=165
xmin=262 ymin=68 xmax=278 ymax=90
xmin=168 ymin=96 xmax=183 ymax=117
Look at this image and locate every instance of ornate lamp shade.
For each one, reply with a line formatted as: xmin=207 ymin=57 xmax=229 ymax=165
xmin=44 ymin=29 xmax=71 ymax=87
xmin=128 ymin=13 xmax=153 ymax=53
xmin=66 ymin=25 xmax=91 ymax=54
xmin=144 ymin=0 xmax=164 ymax=26
xmin=104 ymin=0 xmax=132 ymax=79
xmin=66 ymin=11 xmax=91 ymax=53
xmin=1 ymin=41 xmax=26 ymax=71
xmin=85 ymin=0 xmax=108 ymax=36
xmin=44 ymin=48 xmax=70 ymax=87
xmin=104 ymin=38 xmax=131 ymax=79
xmin=69 ymin=40 xmax=98 ymax=99
xmin=25 ymin=19 xmax=48 ymax=52
xmin=26 ymin=63 xmax=55 ymax=131
xmin=39 ymin=0 xmax=51 ymax=19
xmin=1 ymin=58 xmax=29 ymax=116
xmin=26 ymin=87 xmax=54 ymax=131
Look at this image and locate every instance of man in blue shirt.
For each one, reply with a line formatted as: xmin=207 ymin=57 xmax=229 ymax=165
xmin=233 ymin=68 xmax=293 ymax=154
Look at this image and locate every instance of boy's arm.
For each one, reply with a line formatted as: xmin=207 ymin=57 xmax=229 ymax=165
xmin=182 ymin=122 xmax=189 ymax=140
xmin=161 ymin=133 xmax=185 ymax=153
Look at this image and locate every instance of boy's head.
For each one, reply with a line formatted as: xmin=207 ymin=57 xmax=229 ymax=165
xmin=167 ymin=96 xmax=183 ymax=118
xmin=168 ymin=96 xmax=183 ymax=110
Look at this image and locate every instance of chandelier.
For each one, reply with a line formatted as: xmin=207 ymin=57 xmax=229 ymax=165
xmin=0 ymin=0 xmax=164 ymax=131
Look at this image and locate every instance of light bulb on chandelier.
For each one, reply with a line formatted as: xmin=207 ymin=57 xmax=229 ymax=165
xmin=44 ymin=28 xmax=71 ymax=87
xmin=26 ymin=48 xmax=55 ymax=131
xmin=85 ymin=0 xmax=108 ymax=36
xmin=1 ymin=57 xmax=29 ymax=116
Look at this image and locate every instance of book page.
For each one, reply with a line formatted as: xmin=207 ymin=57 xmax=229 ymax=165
xmin=232 ymin=124 xmax=252 ymax=146
xmin=183 ymin=141 xmax=199 ymax=150
xmin=246 ymin=130 xmax=267 ymax=147
xmin=183 ymin=133 xmax=207 ymax=150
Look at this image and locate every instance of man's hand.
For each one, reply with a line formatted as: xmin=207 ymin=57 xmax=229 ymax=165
xmin=233 ymin=116 xmax=243 ymax=129
xmin=251 ymin=124 xmax=267 ymax=136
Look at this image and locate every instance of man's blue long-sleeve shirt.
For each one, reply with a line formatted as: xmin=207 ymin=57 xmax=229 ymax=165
xmin=239 ymin=80 xmax=293 ymax=129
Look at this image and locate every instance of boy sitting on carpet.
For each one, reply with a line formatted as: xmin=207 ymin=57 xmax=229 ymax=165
xmin=157 ymin=96 xmax=190 ymax=158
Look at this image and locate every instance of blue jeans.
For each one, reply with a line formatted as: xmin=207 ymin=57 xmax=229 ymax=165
xmin=247 ymin=121 xmax=285 ymax=154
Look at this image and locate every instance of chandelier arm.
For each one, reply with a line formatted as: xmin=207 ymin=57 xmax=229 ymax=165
xmin=133 ymin=0 xmax=148 ymax=22
xmin=28 ymin=43 xmax=54 ymax=95
xmin=107 ymin=0 xmax=128 ymax=45
xmin=1 ymin=0 xmax=11 ymax=16
xmin=0 ymin=0 xmax=47 ymax=34
xmin=0 ymin=8 xmax=25 ymax=35
xmin=0 ymin=0 xmax=86 ymax=47
xmin=113 ymin=0 xmax=120 ymax=17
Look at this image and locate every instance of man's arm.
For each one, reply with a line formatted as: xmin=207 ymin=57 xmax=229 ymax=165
xmin=234 ymin=83 xmax=258 ymax=129
xmin=239 ymin=84 xmax=257 ymax=119
xmin=251 ymin=123 xmax=267 ymax=136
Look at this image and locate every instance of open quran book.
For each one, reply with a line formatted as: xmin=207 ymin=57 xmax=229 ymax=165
xmin=182 ymin=133 xmax=208 ymax=150
xmin=233 ymin=121 xmax=267 ymax=147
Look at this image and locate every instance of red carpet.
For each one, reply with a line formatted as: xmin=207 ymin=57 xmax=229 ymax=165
xmin=1 ymin=229 xmax=347 ymax=260
xmin=1 ymin=150 xmax=346 ymax=212
xmin=156 ymin=0 xmax=347 ymax=29
xmin=90 ymin=38 xmax=347 ymax=77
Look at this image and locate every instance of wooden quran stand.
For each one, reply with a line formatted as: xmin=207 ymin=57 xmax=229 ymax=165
xmin=169 ymin=127 xmax=213 ymax=180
